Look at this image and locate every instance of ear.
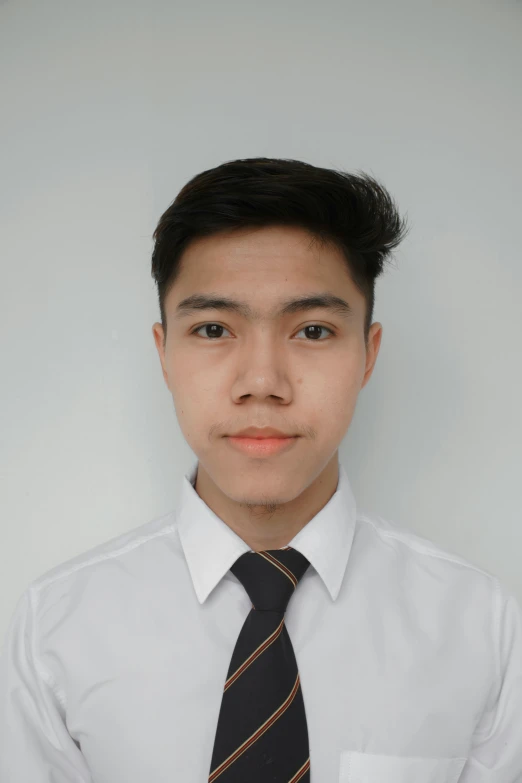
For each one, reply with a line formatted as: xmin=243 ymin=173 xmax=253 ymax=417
xmin=152 ymin=322 xmax=169 ymax=386
xmin=361 ymin=322 xmax=383 ymax=389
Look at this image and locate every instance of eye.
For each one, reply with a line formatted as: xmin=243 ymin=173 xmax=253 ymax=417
xmin=294 ymin=324 xmax=334 ymax=340
xmin=190 ymin=323 xmax=335 ymax=340
xmin=190 ymin=323 xmax=232 ymax=339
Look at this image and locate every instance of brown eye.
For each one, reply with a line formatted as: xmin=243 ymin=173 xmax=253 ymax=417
xmin=295 ymin=325 xmax=334 ymax=340
xmin=191 ymin=323 xmax=231 ymax=339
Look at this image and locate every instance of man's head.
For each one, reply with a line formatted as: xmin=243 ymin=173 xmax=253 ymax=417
xmin=151 ymin=157 xmax=408 ymax=515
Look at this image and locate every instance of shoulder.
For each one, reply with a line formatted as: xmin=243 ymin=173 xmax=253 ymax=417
xmin=28 ymin=508 xmax=181 ymax=601
xmin=355 ymin=508 xmax=500 ymax=592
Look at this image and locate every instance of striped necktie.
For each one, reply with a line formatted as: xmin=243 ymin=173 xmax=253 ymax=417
xmin=208 ymin=545 xmax=311 ymax=782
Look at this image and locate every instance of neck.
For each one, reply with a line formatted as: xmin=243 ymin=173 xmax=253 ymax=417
xmin=193 ymin=455 xmax=339 ymax=552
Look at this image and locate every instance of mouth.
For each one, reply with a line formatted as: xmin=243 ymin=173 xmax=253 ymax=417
xmin=225 ymin=435 xmax=299 ymax=457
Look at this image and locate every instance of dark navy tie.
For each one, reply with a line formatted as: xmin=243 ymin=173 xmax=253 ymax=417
xmin=208 ymin=546 xmax=311 ymax=782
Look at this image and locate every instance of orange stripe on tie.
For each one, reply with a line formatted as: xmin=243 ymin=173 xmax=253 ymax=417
xmin=258 ymin=551 xmax=297 ymax=588
xmin=208 ymin=673 xmax=300 ymax=782
xmin=288 ymin=758 xmax=310 ymax=783
xmin=224 ymin=616 xmax=285 ymax=691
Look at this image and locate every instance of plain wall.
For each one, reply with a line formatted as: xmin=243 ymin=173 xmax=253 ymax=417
xmin=1 ymin=0 xmax=521 ymax=640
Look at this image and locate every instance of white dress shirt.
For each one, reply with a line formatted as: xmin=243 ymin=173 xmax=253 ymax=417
xmin=1 ymin=457 xmax=522 ymax=782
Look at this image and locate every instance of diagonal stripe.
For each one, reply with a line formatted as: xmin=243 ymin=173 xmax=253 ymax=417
xmin=258 ymin=551 xmax=297 ymax=587
xmin=208 ymin=673 xmax=300 ymax=782
xmin=224 ymin=616 xmax=285 ymax=691
xmin=288 ymin=758 xmax=310 ymax=783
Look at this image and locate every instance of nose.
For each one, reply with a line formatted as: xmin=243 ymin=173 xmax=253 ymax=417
xmin=231 ymin=335 xmax=293 ymax=403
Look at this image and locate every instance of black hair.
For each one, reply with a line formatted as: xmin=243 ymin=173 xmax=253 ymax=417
xmin=151 ymin=157 xmax=409 ymax=346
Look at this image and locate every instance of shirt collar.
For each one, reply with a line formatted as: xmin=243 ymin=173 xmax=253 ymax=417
xmin=176 ymin=457 xmax=357 ymax=604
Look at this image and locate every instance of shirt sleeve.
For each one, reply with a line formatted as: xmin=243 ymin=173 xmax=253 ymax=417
xmin=0 ymin=586 xmax=93 ymax=782
xmin=461 ymin=576 xmax=522 ymax=781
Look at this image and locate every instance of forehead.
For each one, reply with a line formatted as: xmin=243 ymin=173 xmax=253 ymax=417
xmin=176 ymin=225 xmax=351 ymax=281
xmin=165 ymin=225 xmax=365 ymax=321
xmin=187 ymin=224 xmax=317 ymax=252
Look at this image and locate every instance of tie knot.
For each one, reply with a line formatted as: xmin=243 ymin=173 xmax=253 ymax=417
xmin=230 ymin=546 xmax=310 ymax=613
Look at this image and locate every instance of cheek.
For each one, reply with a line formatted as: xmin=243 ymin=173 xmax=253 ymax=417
xmin=169 ymin=345 xmax=229 ymax=386
xmin=168 ymin=363 xmax=224 ymax=428
xmin=307 ymin=360 xmax=362 ymax=421
xmin=307 ymin=354 xmax=362 ymax=395
xmin=171 ymin=381 xmax=210 ymax=416
xmin=167 ymin=349 xmax=208 ymax=394
xmin=312 ymin=383 xmax=358 ymax=423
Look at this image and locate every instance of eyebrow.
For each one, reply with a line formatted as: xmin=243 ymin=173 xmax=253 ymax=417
xmin=174 ymin=292 xmax=354 ymax=321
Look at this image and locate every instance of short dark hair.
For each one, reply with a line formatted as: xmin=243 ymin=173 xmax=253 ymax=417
xmin=151 ymin=157 xmax=409 ymax=346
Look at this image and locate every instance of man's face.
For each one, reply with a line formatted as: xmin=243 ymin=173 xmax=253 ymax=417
xmin=152 ymin=225 xmax=382 ymax=504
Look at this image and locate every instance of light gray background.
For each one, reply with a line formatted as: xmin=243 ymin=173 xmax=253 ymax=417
xmin=1 ymin=0 xmax=521 ymax=642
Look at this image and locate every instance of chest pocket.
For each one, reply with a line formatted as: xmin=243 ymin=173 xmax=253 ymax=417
xmin=339 ymin=750 xmax=467 ymax=783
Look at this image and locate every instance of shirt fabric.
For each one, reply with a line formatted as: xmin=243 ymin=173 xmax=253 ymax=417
xmin=1 ymin=457 xmax=522 ymax=782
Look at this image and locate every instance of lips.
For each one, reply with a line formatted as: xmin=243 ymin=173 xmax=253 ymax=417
xmin=230 ymin=427 xmax=294 ymax=438
xmin=226 ymin=435 xmax=298 ymax=457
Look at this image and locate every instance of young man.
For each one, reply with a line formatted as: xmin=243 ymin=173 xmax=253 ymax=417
xmin=1 ymin=158 xmax=521 ymax=782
